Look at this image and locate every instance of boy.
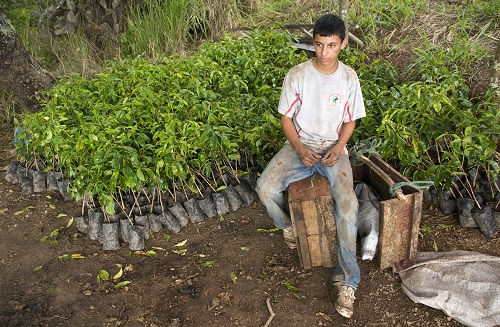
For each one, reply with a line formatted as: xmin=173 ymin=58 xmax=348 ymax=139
xmin=255 ymin=14 xmax=366 ymax=318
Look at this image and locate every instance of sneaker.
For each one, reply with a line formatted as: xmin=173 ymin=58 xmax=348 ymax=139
xmin=335 ymin=285 xmax=355 ymax=318
xmin=283 ymin=226 xmax=297 ymax=249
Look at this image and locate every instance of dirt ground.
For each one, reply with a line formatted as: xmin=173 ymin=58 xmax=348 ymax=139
xmin=1 ymin=122 xmax=499 ymax=327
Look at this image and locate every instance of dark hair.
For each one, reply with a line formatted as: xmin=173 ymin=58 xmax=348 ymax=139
xmin=312 ymin=14 xmax=346 ymax=41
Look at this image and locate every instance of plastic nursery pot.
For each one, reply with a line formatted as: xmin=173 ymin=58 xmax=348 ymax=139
xmin=153 ymin=204 xmax=164 ymax=215
xmin=128 ymin=225 xmax=144 ymax=251
xmin=56 ymin=175 xmax=70 ymax=200
xmin=88 ymin=209 xmax=104 ymax=242
xmin=167 ymin=203 xmax=189 ymax=227
xmin=438 ymin=190 xmax=457 ymax=215
xmin=157 ymin=211 xmax=181 ymax=233
xmin=472 ymin=205 xmax=497 ymax=238
xmin=32 ymin=171 xmax=47 ymax=193
xmin=108 ymin=212 xmax=124 ymax=223
xmin=147 ymin=214 xmax=163 ymax=233
xmin=4 ymin=162 xmax=19 ymax=184
xmin=183 ymin=198 xmax=207 ymax=224
xmin=134 ymin=215 xmax=150 ymax=240
xmin=240 ymin=172 xmax=258 ymax=190
xmin=14 ymin=165 xmax=28 ymax=183
xmin=492 ymin=205 xmax=500 ymax=231
xmin=74 ymin=216 xmax=89 ymax=234
xmin=457 ymin=197 xmax=477 ymax=228
xmin=235 ymin=182 xmax=258 ymax=206
xmin=120 ymin=216 xmax=133 ymax=243
xmin=46 ymin=171 xmax=61 ymax=192
xmin=20 ymin=175 xmax=34 ymax=196
xmin=102 ymin=222 xmax=120 ymax=251
xmin=197 ymin=196 xmax=218 ymax=219
xmin=212 ymin=191 xmax=230 ymax=217
xmin=222 ymin=184 xmax=244 ymax=212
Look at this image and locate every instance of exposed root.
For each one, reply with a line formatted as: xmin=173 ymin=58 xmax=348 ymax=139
xmin=262 ymin=297 xmax=276 ymax=327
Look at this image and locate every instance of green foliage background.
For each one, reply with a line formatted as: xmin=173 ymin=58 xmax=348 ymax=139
xmin=17 ymin=30 xmax=308 ymax=213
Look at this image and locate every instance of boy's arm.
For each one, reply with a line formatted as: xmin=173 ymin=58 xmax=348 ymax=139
xmin=321 ymin=120 xmax=356 ymax=167
xmin=280 ymin=115 xmax=321 ymax=167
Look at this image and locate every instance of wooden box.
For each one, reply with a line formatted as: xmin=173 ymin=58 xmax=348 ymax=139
xmin=288 ymin=174 xmax=336 ymax=269
xmin=288 ymin=155 xmax=423 ymax=270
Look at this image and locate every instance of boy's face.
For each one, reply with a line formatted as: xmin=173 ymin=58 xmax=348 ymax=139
xmin=313 ymin=34 xmax=347 ymax=68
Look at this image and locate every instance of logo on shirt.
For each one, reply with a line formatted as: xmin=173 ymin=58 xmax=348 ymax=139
xmin=329 ymin=93 xmax=342 ymax=108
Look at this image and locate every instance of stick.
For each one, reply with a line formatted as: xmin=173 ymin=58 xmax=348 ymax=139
xmin=262 ymin=298 xmax=276 ymax=327
xmin=358 ymin=155 xmax=407 ymax=202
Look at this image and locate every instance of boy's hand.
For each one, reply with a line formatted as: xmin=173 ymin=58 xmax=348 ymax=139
xmin=296 ymin=143 xmax=321 ymax=167
xmin=321 ymin=145 xmax=341 ymax=166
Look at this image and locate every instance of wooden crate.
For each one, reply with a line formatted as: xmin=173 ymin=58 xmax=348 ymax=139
xmin=288 ymin=155 xmax=423 ymax=270
xmin=288 ymin=174 xmax=336 ymax=269
xmin=352 ymin=155 xmax=423 ymax=270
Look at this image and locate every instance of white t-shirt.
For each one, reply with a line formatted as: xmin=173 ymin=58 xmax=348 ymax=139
xmin=278 ymin=59 xmax=366 ymax=153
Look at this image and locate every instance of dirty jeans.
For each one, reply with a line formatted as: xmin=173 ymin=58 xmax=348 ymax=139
xmin=255 ymin=143 xmax=360 ymax=289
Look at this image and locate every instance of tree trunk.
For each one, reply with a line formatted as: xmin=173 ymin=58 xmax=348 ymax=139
xmin=0 ymin=13 xmax=55 ymax=112
xmin=338 ymin=0 xmax=349 ymax=43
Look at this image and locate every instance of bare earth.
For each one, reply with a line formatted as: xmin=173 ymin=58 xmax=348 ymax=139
xmin=0 ymin=124 xmax=499 ymax=327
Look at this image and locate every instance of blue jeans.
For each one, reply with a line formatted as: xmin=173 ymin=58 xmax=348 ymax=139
xmin=255 ymin=143 xmax=360 ymax=289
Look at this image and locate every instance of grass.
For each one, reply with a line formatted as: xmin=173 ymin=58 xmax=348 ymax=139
xmin=121 ymin=0 xmax=241 ymax=59
xmin=0 ymin=87 xmax=17 ymax=125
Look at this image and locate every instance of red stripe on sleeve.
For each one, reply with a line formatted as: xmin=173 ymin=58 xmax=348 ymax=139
xmin=283 ymin=93 xmax=302 ymax=116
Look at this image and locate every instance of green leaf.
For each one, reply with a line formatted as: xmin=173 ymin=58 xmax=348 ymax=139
xmin=114 ymin=280 xmax=132 ymax=289
xmin=420 ymin=225 xmax=432 ymax=233
xmin=230 ymin=271 xmax=238 ymax=283
xmin=174 ymin=239 xmax=187 ymax=247
xmin=14 ymin=206 xmax=35 ymax=215
xmin=112 ymin=267 xmax=123 ymax=281
xmin=438 ymin=224 xmax=455 ymax=229
xmin=136 ymin=168 xmax=145 ymax=182
xmin=432 ymin=240 xmax=438 ymax=252
xmin=97 ymin=269 xmax=110 ymax=283
xmin=201 ymin=260 xmax=216 ymax=267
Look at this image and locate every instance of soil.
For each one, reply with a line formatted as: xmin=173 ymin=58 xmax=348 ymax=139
xmin=1 ymin=1 xmax=499 ymax=326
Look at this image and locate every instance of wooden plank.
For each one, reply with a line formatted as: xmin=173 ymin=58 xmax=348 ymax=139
xmin=316 ymin=197 xmax=336 ymax=267
xmin=378 ymin=200 xmax=398 ymax=270
xmin=409 ymin=191 xmax=423 ymax=259
xmin=307 ymin=234 xmax=322 ymax=266
xmin=288 ymin=174 xmax=331 ymax=201
xmin=289 ymin=201 xmax=311 ymax=269
xmin=302 ymin=199 xmax=319 ymax=236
